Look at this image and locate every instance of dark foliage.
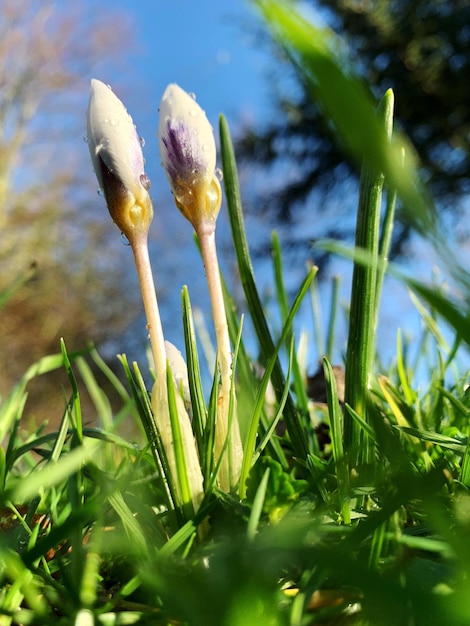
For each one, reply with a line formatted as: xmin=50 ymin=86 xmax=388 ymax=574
xmin=238 ymin=0 xmax=470 ymax=248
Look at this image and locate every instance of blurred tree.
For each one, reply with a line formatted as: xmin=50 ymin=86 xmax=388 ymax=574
xmin=0 ymin=0 xmax=136 ymax=424
xmin=239 ymin=0 xmax=470 ymax=254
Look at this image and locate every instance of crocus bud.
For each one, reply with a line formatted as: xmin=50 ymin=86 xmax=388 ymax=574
xmin=152 ymin=375 xmax=204 ymax=514
xmin=158 ymin=83 xmax=221 ymax=234
xmin=87 ymin=78 xmax=153 ymax=241
xmin=165 ymin=340 xmax=191 ymax=409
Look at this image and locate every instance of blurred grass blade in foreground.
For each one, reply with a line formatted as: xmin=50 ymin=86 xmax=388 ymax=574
xmin=253 ymin=0 xmax=436 ymax=238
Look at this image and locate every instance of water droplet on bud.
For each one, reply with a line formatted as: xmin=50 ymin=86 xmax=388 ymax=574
xmin=139 ymin=136 xmax=146 ymax=147
xmin=97 ymin=188 xmax=104 ymax=196
xmin=120 ymin=232 xmax=131 ymax=246
xmin=140 ymin=173 xmax=151 ymax=190
xmin=215 ymin=168 xmax=223 ymax=181
xmin=188 ymin=92 xmax=197 ymax=101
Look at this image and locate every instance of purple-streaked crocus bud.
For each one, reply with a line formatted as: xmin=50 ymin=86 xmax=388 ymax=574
xmin=158 ymin=83 xmax=221 ymax=234
xmin=87 ymin=79 xmax=153 ymax=240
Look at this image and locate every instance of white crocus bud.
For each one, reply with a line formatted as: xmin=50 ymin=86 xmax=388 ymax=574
xmin=151 ymin=373 xmax=204 ymax=514
xmin=87 ymin=78 xmax=153 ymax=241
xmin=165 ymin=340 xmax=191 ymax=410
xmin=158 ymin=83 xmax=221 ymax=235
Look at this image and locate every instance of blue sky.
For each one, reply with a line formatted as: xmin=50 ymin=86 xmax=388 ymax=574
xmin=91 ymin=0 xmax=271 ymax=135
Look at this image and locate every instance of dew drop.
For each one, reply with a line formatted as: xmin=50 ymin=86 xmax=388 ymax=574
xmin=120 ymin=232 xmax=131 ymax=246
xmin=109 ymin=118 xmax=119 ymax=126
xmin=83 ymin=135 xmax=89 ymax=144
xmin=188 ymin=92 xmax=197 ymax=101
xmin=189 ymin=108 xmax=200 ymax=118
xmin=215 ymin=168 xmax=223 ymax=181
xmin=97 ymin=188 xmax=104 ymax=197
xmin=202 ymin=143 xmax=211 ymax=152
xmin=140 ymin=173 xmax=151 ymax=190
xmin=106 ymin=83 xmax=113 ymax=90
xmin=139 ymin=136 xmax=146 ymax=147
xmin=175 ymin=188 xmax=193 ymax=206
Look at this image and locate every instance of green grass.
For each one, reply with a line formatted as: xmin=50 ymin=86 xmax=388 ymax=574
xmin=2 ymin=1 xmax=470 ymax=624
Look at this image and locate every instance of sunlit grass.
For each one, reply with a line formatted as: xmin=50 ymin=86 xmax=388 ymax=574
xmin=1 ymin=1 xmax=470 ymax=625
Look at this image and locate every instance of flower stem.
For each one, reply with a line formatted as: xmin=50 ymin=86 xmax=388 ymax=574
xmin=197 ymin=228 xmax=242 ymax=489
xmin=198 ymin=231 xmax=231 ymax=380
xmin=130 ymin=233 xmax=167 ymax=379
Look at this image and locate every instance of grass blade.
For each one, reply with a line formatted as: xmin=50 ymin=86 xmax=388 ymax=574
xmin=220 ymin=114 xmax=311 ymax=466
xmin=344 ymin=90 xmax=394 ymax=461
xmin=181 ymin=285 xmax=207 ymax=455
xmin=238 ymin=267 xmax=317 ymax=498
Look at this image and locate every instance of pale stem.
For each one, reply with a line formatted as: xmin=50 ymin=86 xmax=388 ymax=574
xmin=130 ymin=233 xmax=167 ymax=380
xmin=132 ymin=233 xmax=205 ymax=514
xmin=197 ymin=228 xmax=242 ymax=489
xmin=198 ymin=230 xmax=231 ymax=382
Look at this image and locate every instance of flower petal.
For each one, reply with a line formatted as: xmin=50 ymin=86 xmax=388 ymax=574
xmin=158 ymin=83 xmax=220 ymax=231
xmin=87 ymin=79 xmax=153 ymax=238
xmin=88 ymin=79 xmax=147 ymax=196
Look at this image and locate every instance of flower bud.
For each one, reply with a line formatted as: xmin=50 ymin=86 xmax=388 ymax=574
xmin=87 ymin=79 xmax=153 ymax=240
xmin=151 ymin=374 xmax=204 ymax=514
xmin=158 ymin=83 xmax=221 ymax=234
xmin=164 ymin=340 xmax=191 ymax=409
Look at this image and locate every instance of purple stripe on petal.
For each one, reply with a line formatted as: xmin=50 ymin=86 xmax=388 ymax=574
xmin=162 ymin=120 xmax=209 ymax=185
